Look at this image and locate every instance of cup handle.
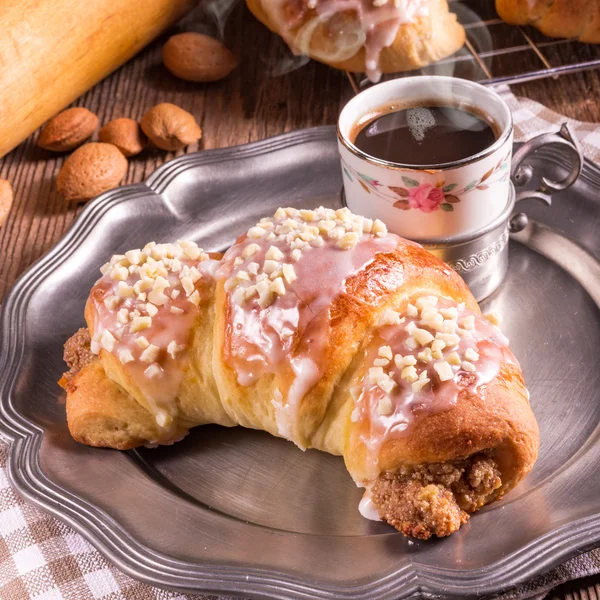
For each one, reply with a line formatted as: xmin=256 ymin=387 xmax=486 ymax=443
xmin=509 ymin=123 xmax=583 ymax=233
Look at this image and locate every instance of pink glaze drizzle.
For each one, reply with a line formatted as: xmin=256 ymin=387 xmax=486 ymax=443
xmin=88 ymin=243 xmax=219 ymax=444
xmin=264 ymin=0 xmax=429 ymax=81
xmin=353 ymin=297 xmax=517 ymax=479
xmin=219 ymin=207 xmax=397 ymax=448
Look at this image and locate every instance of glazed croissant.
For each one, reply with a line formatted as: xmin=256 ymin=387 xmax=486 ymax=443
xmin=61 ymin=206 xmax=539 ymax=539
xmin=245 ymin=0 xmax=466 ymax=81
xmin=497 ymin=0 xmax=600 ymax=43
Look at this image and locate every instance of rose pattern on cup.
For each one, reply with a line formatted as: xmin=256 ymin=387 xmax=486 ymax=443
xmin=341 ymin=149 xmax=510 ymax=215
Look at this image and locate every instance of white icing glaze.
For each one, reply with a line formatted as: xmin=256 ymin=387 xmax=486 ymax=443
xmin=219 ymin=206 xmax=397 ymax=448
xmin=358 ymin=490 xmax=382 ymax=521
xmin=263 ymin=0 xmax=429 ymax=81
xmin=88 ymin=242 xmax=218 ymax=442
xmin=353 ymin=296 xmax=517 ymax=479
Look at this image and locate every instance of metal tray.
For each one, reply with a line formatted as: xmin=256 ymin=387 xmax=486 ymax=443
xmin=1 ymin=126 xmax=599 ymax=600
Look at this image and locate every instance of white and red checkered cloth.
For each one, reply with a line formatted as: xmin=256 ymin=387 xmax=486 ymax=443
xmin=2 ymin=90 xmax=600 ymax=600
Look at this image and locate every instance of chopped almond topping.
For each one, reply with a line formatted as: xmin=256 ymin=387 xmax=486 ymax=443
xmin=378 ymin=308 xmax=402 ymax=326
xmin=144 ymin=364 xmax=163 ymax=379
xmin=265 ymin=246 xmax=284 ymax=261
xmin=377 ymin=396 xmax=393 ymax=415
xmin=462 ymin=361 xmax=476 ymax=372
xmin=140 ymin=344 xmax=160 ymax=363
xmin=130 ymin=316 xmax=152 ymax=333
xmin=181 ymin=276 xmax=195 ymax=297
xmin=378 ymin=376 xmax=396 ymax=394
xmin=412 ymin=378 xmax=430 ymax=393
xmin=110 ymin=266 xmax=129 ymax=281
xmin=406 ymin=303 xmax=418 ymax=318
xmin=459 ymin=315 xmax=475 ymax=330
xmin=447 ymin=351 xmax=461 ymax=366
xmin=413 ymin=327 xmax=434 ymax=346
xmin=282 ymin=263 xmax=297 ymax=284
xmin=464 ymin=348 xmax=479 ymax=362
xmin=135 ymin=336 xmax=149 ymax=349
xmin=243 ymin=243 xmax=261 ymax=258
xmin=417 ymin=348 xmax=432 ymax=363
xmin=270 ymin=277 xmax=285 ymax=296
xmin=118 ymin=348 xmax=134 ymax=364
xmin=188 ymin=290 xmax=201 ymax=306
xmin=117 ymin=281 xmax=134 ymax=298
xmin=434 ymin=361 xmax=454 ymax=382
xmin=167 ymin=340 xmax=185 ymax=359
xmin=378 ymin=345 xmax=393 ymax=360
xmin=101 ymin=330 xmax=116 ymax=352
xmin=369 ymin=366 xmax=384 ymax=384
xmin=104 ymin=295 xmax=119 ymax=310
xmin=401 ymin=366 xmax=418 ymax=383
xmin=484 ymin=311 xmax=501 ymax=325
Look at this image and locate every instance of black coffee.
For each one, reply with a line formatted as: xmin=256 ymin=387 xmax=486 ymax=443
xmin=353 ymin=105 xmax=497 ymax=166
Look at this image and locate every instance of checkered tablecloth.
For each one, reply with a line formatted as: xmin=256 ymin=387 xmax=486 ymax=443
xmin=504 ymin=90 xmax=600 ymax=165
xmin=0 ymin=443 xmax=213 ymax=600
xmin=2 ymin=90 xmax=600 ymax=600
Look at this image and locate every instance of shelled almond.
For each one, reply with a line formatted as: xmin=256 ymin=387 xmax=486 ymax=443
xmin=162 ymin=33 xmax=237 ymax=82
xmin=56 ymin=143 xmax=128 ymax=202
xmin=26 ymin=98 xmax=204 ymax=204
xmin=37 ymin=108 xmax=99 ymax=152
xmin=140 ymin=103 xmax=202 ymax=151
xmin=99 ymin=118 xmax=147 ymax=157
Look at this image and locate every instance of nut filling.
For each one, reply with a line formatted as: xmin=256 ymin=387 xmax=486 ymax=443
xmin=370 ymin=454 xmax=502 ymax=539
xmin=62 ymin=328 xmax=94 ymax=388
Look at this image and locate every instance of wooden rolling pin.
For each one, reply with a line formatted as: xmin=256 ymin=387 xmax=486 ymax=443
xmin=0 ymin=0 xmax=197 ymax=158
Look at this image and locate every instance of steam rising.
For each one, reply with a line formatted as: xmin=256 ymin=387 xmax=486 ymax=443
xmin=202 ymin=0 xmax=310 ymax=76
xmin=268 ymin=51 xmax=310 ymax=76
xmin=203 ymin=0 xmax=239 ymax=38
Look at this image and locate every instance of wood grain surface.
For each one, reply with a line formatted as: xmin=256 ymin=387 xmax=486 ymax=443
xmin=0 ymin=2 xmax=599 ymax=598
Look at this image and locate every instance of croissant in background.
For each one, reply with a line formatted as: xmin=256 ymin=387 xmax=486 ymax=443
xmin=497 ymin=0 xmax=600 ymax=43
xmin=61 ymin=206 xmax=539 ymax=539
xmin=245 ymin=0 xmax=466 ymax=81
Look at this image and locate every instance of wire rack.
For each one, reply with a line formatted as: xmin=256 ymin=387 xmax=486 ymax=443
xmin=347 ymin=0 xmax=600 ymax=92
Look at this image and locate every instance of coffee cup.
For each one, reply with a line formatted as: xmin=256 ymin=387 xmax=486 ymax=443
xmin=337 ymin=76 xmax=583 ymax=300
xmin=338 ymin=76 xmax=513 ymax=241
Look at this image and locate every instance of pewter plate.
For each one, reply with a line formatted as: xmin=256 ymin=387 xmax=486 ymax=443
xmin=1 ymin=127 xmax=599 ymax=600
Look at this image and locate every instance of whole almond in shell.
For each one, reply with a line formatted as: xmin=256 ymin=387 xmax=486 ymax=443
xmin=37 ymin=107 xmax=99 ymax=152
xmin=140 ymin=103 xmax=202 ymax=151
xmin=99 ymin=118 xmax=147 ymax=157
xmin=56 ymin=143 xmax=128 ymax=202
xmin=0 ymin=179 xmax=14 ymax=227
xmin=162 ymin=33 xmax=237 ymax=82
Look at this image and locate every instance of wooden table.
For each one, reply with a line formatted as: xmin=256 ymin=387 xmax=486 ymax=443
xmin=0 ymin=3 xmax=599 ymax=598
xmin=2 ymin=3 xmax=600 ymax=303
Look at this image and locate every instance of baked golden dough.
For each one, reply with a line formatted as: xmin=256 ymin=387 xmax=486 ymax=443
xmin=245 ymin=0 xmax=466 ymax=81
xmin=61 ymin=206 xmax=539 ymax=538
xmin=497 ymin=0 xmax=600 ymax=43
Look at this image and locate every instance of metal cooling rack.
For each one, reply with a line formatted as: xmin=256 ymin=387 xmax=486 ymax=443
xmin=347 ymin=0 xmax=600 ymax=92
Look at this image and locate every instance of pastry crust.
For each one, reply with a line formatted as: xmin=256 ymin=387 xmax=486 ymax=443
xmin=60 ymin=207 xmax=539 ymax=538
xmin=246 ymin=0 xmax=466 ymax=77
xmin=497 ymin=0 xmax=600 ymax=43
